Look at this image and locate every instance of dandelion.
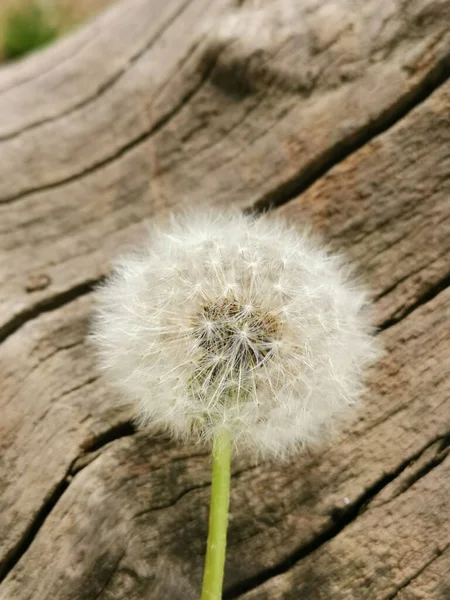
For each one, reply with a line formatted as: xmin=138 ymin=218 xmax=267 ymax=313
xmin=91 ymin=209 xmax=379 ymax=599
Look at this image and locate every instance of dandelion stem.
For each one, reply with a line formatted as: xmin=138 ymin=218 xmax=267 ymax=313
xmin=201 ymin=429 xmax=232 ymax=600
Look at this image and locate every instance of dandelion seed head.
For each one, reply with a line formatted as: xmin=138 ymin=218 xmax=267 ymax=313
xmin=91 ymin=210 xmax=380 ymax=459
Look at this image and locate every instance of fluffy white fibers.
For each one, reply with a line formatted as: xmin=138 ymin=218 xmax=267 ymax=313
xmin=91 ymin=210 xmax=379 ymax=459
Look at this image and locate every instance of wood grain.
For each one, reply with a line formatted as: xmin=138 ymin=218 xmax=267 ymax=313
xmin=1 ymin=0 xmax=449 ymax=340
xmin=0 ymin=0 xmax=449 ymax=598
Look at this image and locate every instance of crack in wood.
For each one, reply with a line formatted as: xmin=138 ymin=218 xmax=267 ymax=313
xmin=249 ymin=54 xmax=450 ymax=215
xmin=383 ymin=542 xmax=450 ymax=600
xmin=373 ymin=247 xmax=450 ymax=303
xmin=0 ymin=465 xmax=72 ymax=582
xmin=0 ymin=37 xmax=223 ymax=206
xmin=133 ymin=480 xmax=212 ymax=519
xmin=0 ymin=0 xmax=197 ymax=143
xmin=375 ymin=435 xmax=450 ymax=507
xmin=379 ymin=273 xmax=450 ymax=331
xmin=406 ymin=436 xmax=450 ymax=487
xmin=0 ymin=277 xmax=101 ymax=344
xmin=0 ymin=421 xmax=137 ymax=585
xmin=79 ymin=420 xmax=137 ymax=456
xmin=0 ymin=35 xmax=93 ymax=98
xmin=71 ymin=420 xmax=142 ymax=475
xmin=133 ymin=459 xmax=261 ymax=519
xmin=2 ymin=45 xmax=448 ymax=209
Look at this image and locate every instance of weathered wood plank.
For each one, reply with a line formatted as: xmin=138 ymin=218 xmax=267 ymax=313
xmin=0 ymin=0 xmax=193 ymax=131
xmin=395 ymin=547 xmax=450 ymax=600
xmin=241 ymin=450 xmax=450 ymax=600
xmin=278 ymin=81 xmax=450 ymax=326
xmin=0 ymin=296 xmax=134 ymax=578
xmin=1 ymin=85 xmax=449 ymax=596
xmin=1 ymin=0 xmax=448 ymax=340
xmin=0 ymin=0 xmax=449 ymax=598
xmin=1 ymin=288 xmax=448 ymax=598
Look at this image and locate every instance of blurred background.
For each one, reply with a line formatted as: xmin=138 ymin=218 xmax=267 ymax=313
xmin=0 ymin=0 xmax=116 ymax=61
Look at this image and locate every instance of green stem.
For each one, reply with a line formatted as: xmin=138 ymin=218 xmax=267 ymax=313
xmin=201 ymin=429 xmax=232 ymax=600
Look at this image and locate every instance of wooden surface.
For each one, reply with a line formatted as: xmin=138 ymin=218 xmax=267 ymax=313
xmin=0 ymin=0 xmax=449 ymax=598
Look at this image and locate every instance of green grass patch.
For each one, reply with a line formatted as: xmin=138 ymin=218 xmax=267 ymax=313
xmin=3 ymin=1 xmax=59 ymax=60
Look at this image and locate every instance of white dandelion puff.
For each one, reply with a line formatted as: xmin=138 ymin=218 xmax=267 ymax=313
xmin=91 ymin=210 xmax=379 ymax=459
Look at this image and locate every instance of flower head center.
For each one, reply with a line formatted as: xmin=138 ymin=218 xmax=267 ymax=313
xmin=194 ymin=295 xmax=283 ymax=377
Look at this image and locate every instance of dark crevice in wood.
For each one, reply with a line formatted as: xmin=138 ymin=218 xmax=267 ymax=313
xmin=0 ymin=0 xmax=196 ymax=142
xmin=384 ymin=543 xmax=450 ymax=600
xmin=373 ymin=242 xmax=450 ymax=305
xmin=0 ymin=277 xmax=101 ymax=344
xmin=0 ymin=421 xmax=137 ymax=585
xmin=378 ymin=273 xmax=450 ymax=332
xmin=0 ymin=466 xmax=71 ymax=582
xmin=370 ymin=434 xmax=450 ymax=509
xmin=80 ymin=420 xmax=137 ymax=455
xmin=248 ymin=53 xmax=449 ymax=215
xmin=134 ymin=480 xmax=212 ymax=518
xmin=225 ymin=435 xmax=448 ymax=599
xmin=389 ymin=436 xmax=450 ymax=502
xmin=408 ymin=436 xmax=450 ymax=483
xmin=0 ymin=42 xmax=220 ymax=206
